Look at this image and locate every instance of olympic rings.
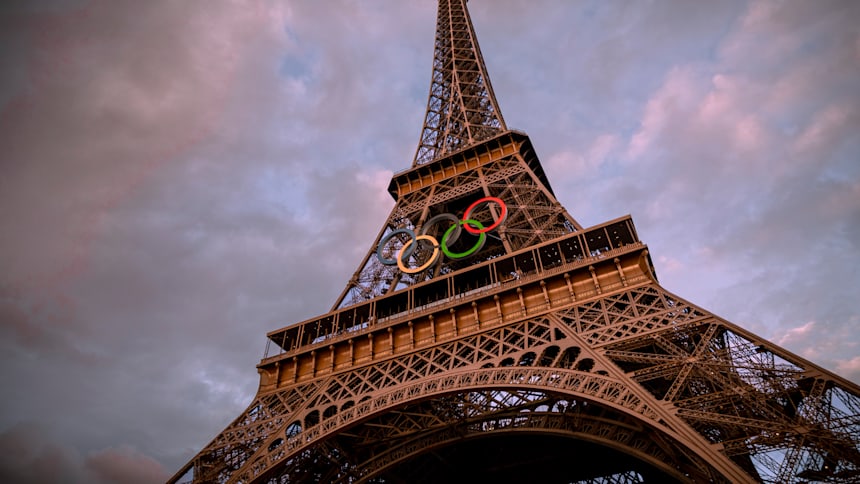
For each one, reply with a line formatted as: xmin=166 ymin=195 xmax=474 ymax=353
xmin=441 ymin=220 xmax=485 ymax=259
xmin=396 ymin=235 xmax=439 ymax=274
xmin=376 ymin=196 xmax=506 ymax=272
xmin=463 ymin=196 xmax=506 ymax=234
xmin=377 ymin=228 xmax=417 ymax=265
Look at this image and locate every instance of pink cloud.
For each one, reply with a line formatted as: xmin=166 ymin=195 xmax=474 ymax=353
xmin=626 ymin=67 xmax=703 ymax=160
xmin=776 ymin=321 xmax=816 ymax=347
xmin=657 ymin=255 xmax=683 ymax=273
xmin=792 ymin=104 xmax=857 ymax=156
xmin=0 ymin=421 xmax=171 ymax=483
xmin=836 ymin=356 xmax=860 ymax=383
xmin=0 ymin=0 xmax=290 ymax=297
xmin=85 ymin=446 xmax=169 ymax=484
xmin=547 ymin=133 xmax=619 ymax=181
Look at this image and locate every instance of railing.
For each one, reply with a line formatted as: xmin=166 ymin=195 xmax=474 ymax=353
xmin=261 ymin=271 xmax=651 ymax=379
xmin=261 ymin=236 xmax=646 ymax=360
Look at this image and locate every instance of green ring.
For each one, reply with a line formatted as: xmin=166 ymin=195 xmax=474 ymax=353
xmin=441 ymin=219 xmax=486 ymax=259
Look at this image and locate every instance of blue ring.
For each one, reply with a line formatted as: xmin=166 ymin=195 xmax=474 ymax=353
xmin=376 ymin=228 xmax=417 ymax=265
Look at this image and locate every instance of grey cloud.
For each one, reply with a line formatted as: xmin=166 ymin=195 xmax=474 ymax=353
xmin=0 ymin=423 xmax=90 ymax=484
xmin=1 ymin=2 xmax=858 ymax=482
xmin=0 ymin=423 xmax=169 ymax=484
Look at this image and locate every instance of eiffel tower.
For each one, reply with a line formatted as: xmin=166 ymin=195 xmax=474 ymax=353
xmin=169 ymin=1 xmax=860 ymax=483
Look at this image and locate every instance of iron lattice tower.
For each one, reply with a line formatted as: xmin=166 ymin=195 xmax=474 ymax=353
xmin=169 ymin=1 xmax=860 ymax=483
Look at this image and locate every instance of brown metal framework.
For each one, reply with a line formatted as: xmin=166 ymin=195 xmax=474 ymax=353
xmin=169 ymin=1 xmax=860 ymax=483
xmin=333 ymin=130 xmax=581 ymax=310
xmin=412 ymin=0 xmax=506 ymax=166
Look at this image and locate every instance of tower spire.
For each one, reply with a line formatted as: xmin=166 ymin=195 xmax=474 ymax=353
xmin=413 ymin=0 xmax=507 ymax=166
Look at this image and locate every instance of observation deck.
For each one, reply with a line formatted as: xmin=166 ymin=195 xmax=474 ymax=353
xmin=259 ymin=214 xmax=655 ymax=391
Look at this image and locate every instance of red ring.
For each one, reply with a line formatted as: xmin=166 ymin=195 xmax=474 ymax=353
xmin=462 ymin=196 xmax=507 ymax=234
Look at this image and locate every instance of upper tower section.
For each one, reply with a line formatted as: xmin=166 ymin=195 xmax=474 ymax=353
xmin=413 ymin=0 xmax=507 ymax=166
xmin=325 ymin=1 xmax=586 ymax=310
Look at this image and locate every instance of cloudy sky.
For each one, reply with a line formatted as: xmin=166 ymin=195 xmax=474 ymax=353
xmin=0 ymin=0 xmax=858 ymax=482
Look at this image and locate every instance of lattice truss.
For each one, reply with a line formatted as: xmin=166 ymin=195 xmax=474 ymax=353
xmin=413 ymin=0 xmax=506 ymax=166
xmin=189 ymin=283 xmax=860 ymax=483
xmin=334 ymin=154 xmax=577 ymax=309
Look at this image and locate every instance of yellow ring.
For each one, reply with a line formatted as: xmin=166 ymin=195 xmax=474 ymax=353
xmin=396 ymin=235 xmax=440 ymax=273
